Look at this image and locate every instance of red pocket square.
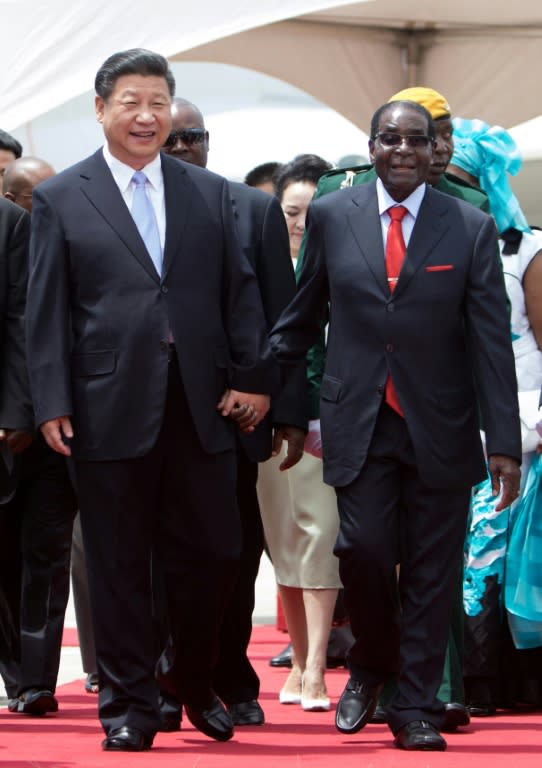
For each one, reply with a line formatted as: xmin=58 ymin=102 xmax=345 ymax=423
xmin=425 ymin=264 xmax=454 ymax=272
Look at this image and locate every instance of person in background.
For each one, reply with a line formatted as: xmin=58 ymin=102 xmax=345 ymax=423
xmin=448 ymin=118 xmax=542 ymax=716
xmin=2 ymin=157 xmax=78 ymax=717
xmin=270 ymin=100 xmax=521 ymax=751
xmin=25 ymin=48 xmax=275 ymax=752
xmin=244 ymin=162 xmax=283 ymax=195
xmin=0 ymin=194 xmax=32 ymax=704
xmin=3 ymin=157 xmax=54 ymax=211
xmin=258 ymin=153 xmax=342 ymax=714
xmin=0 ymin=130 xmax=22 ymax=195
xmin=157 ymin=97 xmax=306 ymax=729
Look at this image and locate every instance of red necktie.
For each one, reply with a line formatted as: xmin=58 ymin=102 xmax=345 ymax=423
xmin=385 ymin=205 xmax=407 ymax=417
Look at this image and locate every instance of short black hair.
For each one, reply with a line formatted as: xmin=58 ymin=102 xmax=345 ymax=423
xmin=274 ymin=154 xmax=332 ymax=202
xmin=244 ymin=162 xmax=283 ymax=190
xmin=95 ymin=48 xmax=175 ymax=101
xmin=0 ymin=129 xmax=22 ymax=158
xmin=370 ymin=101 xmax=435 ymax=141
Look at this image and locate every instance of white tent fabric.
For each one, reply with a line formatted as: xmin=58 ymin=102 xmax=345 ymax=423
xmin=174 ymin=2 xmax=542 ymax=130
xmin=4 ymin=1 xmax=542 ymax=131
xmin=3 ymin=0 xmax=353 ymax=130
xmin=3 ymin=0 xmax=541 ymax=220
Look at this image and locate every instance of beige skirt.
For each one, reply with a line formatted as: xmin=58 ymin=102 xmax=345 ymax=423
xmin=257 ymin=449 xmax=341 ymax=589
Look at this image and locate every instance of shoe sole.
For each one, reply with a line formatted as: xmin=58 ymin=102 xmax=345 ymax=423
xmin=395 ymin=742 xmax=447 ymax=751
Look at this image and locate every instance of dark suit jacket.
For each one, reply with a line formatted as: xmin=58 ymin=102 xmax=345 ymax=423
xmin=229 ymin=182 xmax=307 ymax=462
xmin=270 ymin=180 xmax=521 ymax=489
xmin=0 ymin=197 xmax=32 ymax=501
xmin=26 ymin=150 xmax=276 ymax=461
xmin=0 ymin=197 xmax=32 ymax=433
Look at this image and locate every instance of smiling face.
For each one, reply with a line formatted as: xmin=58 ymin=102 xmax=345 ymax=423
xmin=369 ymin=104 xmax=434 ymax=201
xmin=95 ymin=74 xmax=172 ymax=169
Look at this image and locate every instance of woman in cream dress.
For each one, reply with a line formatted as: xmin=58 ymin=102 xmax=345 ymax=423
xmin=257 ymin=154 xmax=341 ymax=712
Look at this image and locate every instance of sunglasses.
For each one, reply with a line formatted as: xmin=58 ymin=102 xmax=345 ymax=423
xmin=374 ymin=132 xmax=434 ymax=149
xmin=163 ymin=128 xmax=206 ymax=148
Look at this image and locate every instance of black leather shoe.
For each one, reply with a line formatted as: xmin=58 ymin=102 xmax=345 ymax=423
xmin=11 ymin=689 xmax=59 ymax=715
xmin=185 ymin=695 xmax=234 ymax=741
xmin=228 ymin=699 xmax=264 ymax=725
xmin=370 ymin=704 xmax=388 ymax=724
xmin=102 ymin=726 xmax=152 ymax=751
xmin=394 ymin=720 xmax=447 ymax=751
xmin=335 ymin=679 xmax=382 ymax=734
xmin=442 ymin=701 xmax=470 ymax=732
xmin=269 ymin=642 xmax=293 ymax=668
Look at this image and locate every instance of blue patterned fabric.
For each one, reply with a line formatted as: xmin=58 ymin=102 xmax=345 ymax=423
xmin=451 ymin=117 xmax=530 ymax=235
xmin=505 ymin=453 xmax=542 ymax=649
xmin=463 ymin=472 xmax=509 ymax=619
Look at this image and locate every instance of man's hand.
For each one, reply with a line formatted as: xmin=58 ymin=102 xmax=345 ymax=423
xmin=272 ymin=425 xmax=305 ymax=470
xmin=488 ymin=454 xmax=521 ymax=511
xmin=217 ymin=390 xmax=270 ymax=433
xmin=40 ymin=416 xmax=73 ymax=456
xmin=0 ymin=429 xmax=33 ymax=454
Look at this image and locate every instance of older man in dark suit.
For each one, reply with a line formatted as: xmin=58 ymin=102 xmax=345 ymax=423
xmin=26 ymin=49 xmax=276 ymax=752
xmin=270 ymin=100 xmax=521 ymax=751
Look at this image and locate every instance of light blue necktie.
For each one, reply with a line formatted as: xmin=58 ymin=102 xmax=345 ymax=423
xmin=131 ymin=171 xmax=163 ymax=276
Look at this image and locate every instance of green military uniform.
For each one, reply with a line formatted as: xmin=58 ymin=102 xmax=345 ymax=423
xmin=296 ymin=163 xmax=490 ymax=708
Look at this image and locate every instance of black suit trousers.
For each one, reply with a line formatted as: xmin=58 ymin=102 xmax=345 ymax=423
xmin=334 ymin=403 xmax=470 ymax=734
xmin=212 ymin=445 xmax=264 ymax=704
xmin=76 ymin=356 xmax=240 ymax=738
xmin=0 ymin=437 xmax=77 ymax=696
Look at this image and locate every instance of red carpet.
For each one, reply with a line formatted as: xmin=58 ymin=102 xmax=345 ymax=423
xmin=1 ymin=625 xmax=541 ymax=767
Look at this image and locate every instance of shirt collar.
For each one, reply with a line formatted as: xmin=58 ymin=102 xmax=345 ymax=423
xmin=102 ymin=145 xmax=164 ymax=193
xmin=376 ymin=177 xmax=426 ymax=219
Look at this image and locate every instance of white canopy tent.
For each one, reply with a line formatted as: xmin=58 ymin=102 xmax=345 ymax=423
xmin=3 ymin=1 xmax=542 ymax=220
xmin=4 ymin=1 xmax=542 ymax=131
xmin=2 ymin=0 xmax=353 ymax=131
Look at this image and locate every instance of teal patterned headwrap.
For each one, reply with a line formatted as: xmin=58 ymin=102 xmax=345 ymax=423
xmin=451 ymin=117 xmax=530 ymax=234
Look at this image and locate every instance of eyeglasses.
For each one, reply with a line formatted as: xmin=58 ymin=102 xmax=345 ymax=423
xmin=163 ymin=128 xmax=206 ymax=148
xmin=374 ymin=132 xmax=434 ymax=149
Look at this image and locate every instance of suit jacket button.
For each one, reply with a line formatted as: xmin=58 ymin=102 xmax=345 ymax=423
xmin=386 ymin=343 xmax=394 ymax=353
xmin=377 ymin=385 xmax=384 ymax=395
xmin=387 ymin=303 xmax=395 ymax=312
xmin=161 ymin=285 xmax=168 ymax=294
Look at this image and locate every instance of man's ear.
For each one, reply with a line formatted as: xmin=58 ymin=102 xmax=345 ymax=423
xmin=95 ymin=95 xmax=105 ymax=124
xmin=3 ymin=191 xmax=15 ymax=203
xmin=368 ymin=139 xmax=375 ymax=165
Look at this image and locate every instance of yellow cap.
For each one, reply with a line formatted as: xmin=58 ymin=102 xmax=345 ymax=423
xmin=388 ymin=87 xmax=451 ymax=120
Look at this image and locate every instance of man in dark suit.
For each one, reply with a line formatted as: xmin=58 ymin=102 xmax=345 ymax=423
xmin=26 ymin=49 xmax=276 ymax=752
xmin=2 ymin=158 xmax=78 ymax=717
xmin=270 ymin=100 xmax=521 ymax=751
xmin=0 ymin=195 xmax=32 ymax=685
xmin=156 ymin=98 xmax=306 ymax=728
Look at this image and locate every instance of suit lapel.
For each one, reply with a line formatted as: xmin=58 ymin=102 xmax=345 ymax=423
xmin=79 ymin=150 xmax=160 ymax=284
xmin=161 ymin=154 xmax=193 ymax=280
xmin=395 ymin=188 xmax=450 ymax=296
xmin=347 ymin=182 xmax=389 ymax=296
